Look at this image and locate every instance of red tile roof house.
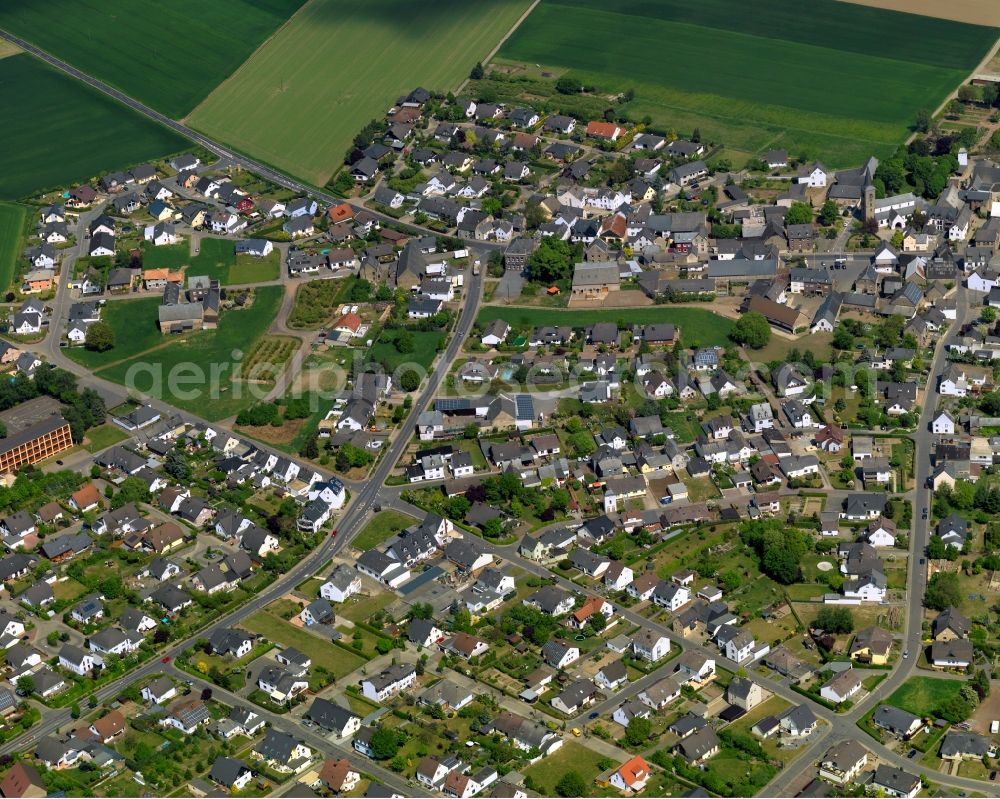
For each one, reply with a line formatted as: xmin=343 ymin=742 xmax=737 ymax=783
xmin=333 ymin=313 xmax=363 ymax=336
xmin=586 ymin=121 xmax=625 ymax=141
xmin=328 ymin=203 xmax=355 ymax=224
xmin=69 ymin=482 xmax=101 ymax=513
xmin=611 ymin=755 xmax=652 ymax=793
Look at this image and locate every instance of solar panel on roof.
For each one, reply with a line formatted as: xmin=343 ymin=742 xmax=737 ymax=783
xmin=515 ymin=395 xmax=534 ymax=419
xmin=435 ymin=398 xmax=472 ymax=411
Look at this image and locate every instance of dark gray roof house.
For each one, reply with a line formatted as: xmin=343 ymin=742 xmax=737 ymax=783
xmin=307 ymin=697 xmax=362 ymax=733
xmin=210 ymin=756 xmax=252 ymax=789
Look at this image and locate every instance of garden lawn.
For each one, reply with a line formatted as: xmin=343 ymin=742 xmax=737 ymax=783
xmin=141 ymin=242 xmax=188 ymax=270
xmin=233 ymin=249 xmax=281 ymax=283
xmin=887 ymin=676 xmax=964 ymax=717
xmin=188 ymin=0 xmax=536 ymax=185
xmin=0 ymin=54 xmax=188 ymax=198
xmin=94 ymin=286 xmax=283 ymax=420
xmin=82 ymin=424 xmax=130 ymax=454
xmin=498 ymin=0 xmax=999 ymax=167
xmin=477 ymin=305 xmax=734 ymax=348
xmin=0 ymin=0 xmax=308 ymax=117
xmin=369 ymin=329 xmax=444 ymax=372
xmin=241 ymin=609 xmax=366 ymax=679
xmin=64 ymin=296 xmax=164 ymax=369
xmin=337 ymin=591 xmax=395 ymax=624
xmin=522 ymin=740 xmax=606 ymax=797
xmin=187 ymin=237 xmax=234 ymax=284
xmin=0 ymin=202 xmax=27 ymax=291
xmin=659 ymin=411 xmax=703 ymax=443
xmin=352 ymin=511 xmax=415 ymax=551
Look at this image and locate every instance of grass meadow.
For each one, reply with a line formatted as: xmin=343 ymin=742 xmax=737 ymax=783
xmin=0 ymin=55 xmax=189 ymax=198
xmin=0 ymin=0 xmax=308 ymax=117
xmin=188 ymin=0 xmax=535 ymax=185
xmin=498 ymin=0 xmax=999 ymax=167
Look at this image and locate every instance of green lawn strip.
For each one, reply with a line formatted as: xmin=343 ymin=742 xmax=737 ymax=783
xmin=241 ymin=609 xmax=366 ymax=679
xmin=0 ymin=0 xmax=308 ymax=117
xmin=94 ymin=286 xmax=283 ymax=420
xmin=352 ymin=510 xmax=416 ymax=550
xmin=188 ymin=237 xmax=234 ymax=284
xmin=0 ymin=54 xmax=189 ymax=199
xmin=476 ymin=305 xmax=734 ymax=348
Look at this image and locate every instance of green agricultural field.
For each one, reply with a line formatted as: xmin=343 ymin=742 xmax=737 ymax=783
xmin=64 ymin=297 xmax=164 ymax=369
xmin=188 ymin=0 xmax=535 ymax=186
xmin=0 ymin=0 xmax=307 ymax=117
xmin=476 ymin=305 xmax=734 ymax=348
xmin=0 ymin=54 xmax=189 ymax=199
xmin=94 ymin=286 xmax=283 ymax=421
xmin=498 ymin=0 xmax=999 ymax=167
xmin=0 ymin=203 xmax=28 ymax=292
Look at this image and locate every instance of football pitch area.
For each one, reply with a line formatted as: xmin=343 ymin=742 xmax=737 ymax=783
xmin=498 ymin=0 xmax=1000 ymax=167
xmin=187 ymin=0 xmax=535 ymax=187
xmin=0 ymin=54 xmax=188 ymax=199
xmin=0 ymin=0 xmax=307 ymax=118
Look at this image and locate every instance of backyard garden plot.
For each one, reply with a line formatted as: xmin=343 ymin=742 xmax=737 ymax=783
xmin=188 ymin=0 xmax=536 ymax=186
xmin=498 ymin=0 xmax=999 ymax=167
xmin=0 ymin=54 xmax=189 ymax=199
xmin=288 ymin=278 xmax=352 ymax=329
xmin=239 ymin=336 xmax=299 ymax=383
xmin=0 ymin=0 xmax=308 ymax=117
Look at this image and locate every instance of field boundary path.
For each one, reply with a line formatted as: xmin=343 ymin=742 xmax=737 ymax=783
xmin=455 ymin=0 xmax=541 ymax=95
